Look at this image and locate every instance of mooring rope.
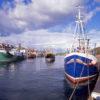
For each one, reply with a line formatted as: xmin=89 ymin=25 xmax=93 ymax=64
xmin=68 ymin=55 xmax=86 ymax=100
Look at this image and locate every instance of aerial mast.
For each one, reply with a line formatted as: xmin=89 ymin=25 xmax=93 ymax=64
xmin=74 ymin=6 xmax=90 ymax=53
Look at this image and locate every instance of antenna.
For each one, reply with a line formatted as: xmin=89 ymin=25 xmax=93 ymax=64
xmin=72 ymin=6 xmax=90 ymax=53
xmin=75 ymin=6 xmax=85 ymax=40
xmin=77 ymin=6 xmax=83 ymax=20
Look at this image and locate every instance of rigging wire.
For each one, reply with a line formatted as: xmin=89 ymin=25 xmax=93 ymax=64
xmin=68 ymin=55 xmax=86 ymax=100
xmin=67 ymin=6 xmax=98 ymax=100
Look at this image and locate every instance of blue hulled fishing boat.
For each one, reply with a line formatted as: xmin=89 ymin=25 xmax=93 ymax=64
xmin=64 ymin=8 xmax=99 ymax=85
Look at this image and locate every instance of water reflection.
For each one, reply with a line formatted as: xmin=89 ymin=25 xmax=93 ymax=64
xmin=64 ymin=75 xmax=99 ymax=100
xmin=8 ymin=64 xmax=16 ymax=72
xmin=0 ymin=56 xmax=99 ymax=100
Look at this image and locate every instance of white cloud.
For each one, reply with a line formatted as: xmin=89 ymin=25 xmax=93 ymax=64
xmin=1 ymin=28 xmax=73 ymax=49
xmin=0 ymin=0 xmax=82 ymax=34
xmin=1 ymin=23 xmax=99 ymax=49
xmin=88 ymin=29 xmax=100 ymax=47
xmin=84 ymin=11 xmax=95 ymax=23
xmin=96 ymin=7 xmax=100 ymax=12
xmin=0 ymin=0 xmax=99 ymax=49
xmin=83 ymin=6 xmax=100 ymax=23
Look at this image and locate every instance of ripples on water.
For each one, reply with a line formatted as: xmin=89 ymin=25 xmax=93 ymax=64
xmin=0 ymin=56 xmax=97 ymax=100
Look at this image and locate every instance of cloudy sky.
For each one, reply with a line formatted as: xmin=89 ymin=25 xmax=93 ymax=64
xmin=0 ymin=0 xmax=100 ymax=49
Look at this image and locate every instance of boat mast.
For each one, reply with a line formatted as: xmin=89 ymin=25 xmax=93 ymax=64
xmin=75 ymin=7 xmax=89 ymax=53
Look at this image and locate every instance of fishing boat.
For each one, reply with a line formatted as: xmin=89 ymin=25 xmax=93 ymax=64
xmin=64 ymin=8 xmax=99 ymax=85
xmin=26 ymin=49 xmax=37 ymax=59
xmin=0 ymin=43 xmax=16 ymax=64
xmin=10 ymin=44 xmax=26 ymax=61
xmin=45 ymin=53 xmax=55 ymax=63
xmin=45 ymin=48 xmax=55 ymax=63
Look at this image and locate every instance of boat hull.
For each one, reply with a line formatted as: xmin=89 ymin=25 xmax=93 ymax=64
xmin=64 ymin=53 xmax=99 ymax=85
xmin=45 ymin=58 xmax=55 ymax=63
xmin=0 ymin=52 xmax=16 ymax=64
xmin=45 ymin=53 xmax=55 ymax=63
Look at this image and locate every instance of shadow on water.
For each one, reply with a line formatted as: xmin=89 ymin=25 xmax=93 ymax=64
xmin=0 ymin=56 xmax=99 ymax=100
xmin=64 ymin=75 xmax=99 ymax=100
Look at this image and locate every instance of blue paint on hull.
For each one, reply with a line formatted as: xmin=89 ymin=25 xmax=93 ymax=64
xmin=64 ymin=55 xmax=98 ymax=78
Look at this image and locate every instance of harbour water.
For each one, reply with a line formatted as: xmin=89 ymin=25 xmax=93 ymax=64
xmin=0 ymin=56 xmax=99 ymax=100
